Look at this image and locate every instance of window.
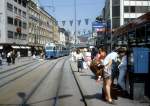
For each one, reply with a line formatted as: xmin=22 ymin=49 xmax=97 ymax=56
xmin=124 ymin=6 xmax=129 ymax=13
xmin=18 ymin=9 xmax=21 ymax=16
xmin=22 ymin=34 xmax=27 ymax=40
xmin=130 ymin=6 xmax=135 ymax=13
xmin=14 ymin=7 xmax=17 ymax=14
xmin=22 ymin=0 xmax=27 ymax=7
xmin=18 ymin=0 xmax=21 ymax=4
xmin=7 ymin=3 xmax=13 ymax=12
xmin=23 ymin=22 xmax=27 ymax=29
xmin=22 ymin=11 xmax=26 ymax=18
xmin=18 ymin=33 xmax=22 ymax=39
xmin=112 ymin=6 xmax=120 ymax=17
xmin=14 ymin=32 xmax=18 ymax=39
xmin=136 ymin=6 xmax=149 ymax=13
xmin=14 ymin=18 xmax=18 ymax=26
xmin=19 ymin=20 xmax=22 ymax=27
xmin=112 ymin=0 xmax=120 ymax=5
xmin=7 ymin=17 xmax=13 ymax=25
xmin=8 ymin=31 xmax=13 ymax=38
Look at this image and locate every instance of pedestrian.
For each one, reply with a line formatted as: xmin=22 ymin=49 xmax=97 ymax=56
xmin=117 ymin=48 xmax=128 ymax=96
xmin=102 ymin=47 xmax=126 ymax=104
xmin=11 ymin=50 xmax=16 ymax=64
xmin=90 ymin=48 xmax=106 ymax=82
xmin=91 ymin=47 xmax=98 ymax=60
xmin=83 ymin=48 xmax=91 ymax=66
xmin=102 ymin=48 xmax=121 ymax=104
xmin=76 ymin=49 xmax=84 ymax=72
xmin=7 ymin=51 xmax=12 ymax=65
xmin=0 ymin=53 xmax=2 ymax=66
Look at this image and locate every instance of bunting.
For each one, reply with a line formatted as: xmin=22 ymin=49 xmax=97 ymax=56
xmin=78 ymin=20 xmax=81 ymax=26
xmin=58 ymin=18 xmax=92 ymax=27
xmin=85 ymin=18 xmax=89 ymax=25
xmin=62 ymin=21 xmax=66 ymax=26
xmin=69 ymin=20 xmax=73 ymax=26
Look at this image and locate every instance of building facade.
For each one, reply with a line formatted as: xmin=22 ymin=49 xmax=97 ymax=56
xmin=0 ymin=0 xmax=28 ymax=55
xmin=27 ymin=0 xmax=58 ymax=55
xmin=103 ymin=0 xmax=150 ymax=51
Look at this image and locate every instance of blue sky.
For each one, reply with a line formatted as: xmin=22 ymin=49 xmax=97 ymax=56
xmin=38 ymin=0 xmax=105 ymax=35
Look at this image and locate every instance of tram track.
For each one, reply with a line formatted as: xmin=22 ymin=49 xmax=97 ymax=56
xmin=0 ymin=60 xmax=36 ymax=75
xmin=0 ymin=57 xmax=64 ymax=105
xmin=0 ymin=61 xmax=40 ymax=80
xmin=0 ymin=60 xmax=48 ymax=88
xmin=25 ymin=57 xmax=86 ymax=106
xmin=21 ymin=58 xmax=65 ymax=106
xmin=0 ymin=57 xmax=87 ymax=106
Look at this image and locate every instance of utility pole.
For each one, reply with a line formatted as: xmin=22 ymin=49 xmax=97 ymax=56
xmin=74 ymin=0 xmax=77 ymax=47
xmin=110 ymin=0 xmax=113 ymax=51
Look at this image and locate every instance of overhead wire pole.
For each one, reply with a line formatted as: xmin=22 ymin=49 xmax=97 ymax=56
xmin=110 ymin=0 xmax=113 ymax=51
xmin=74 ymin=0 xmax=77 ymax=48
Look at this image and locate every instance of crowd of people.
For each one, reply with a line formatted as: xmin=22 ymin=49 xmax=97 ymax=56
xmin=0 ymin=50 xmax=17 ymax=66
xmin=71 ymin=46 xmax=128 ymax=104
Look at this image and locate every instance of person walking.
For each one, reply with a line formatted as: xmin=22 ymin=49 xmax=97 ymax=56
xmin=11 ymin=50 xmax=16 ymax=64
xmin=7 ymin=51 xmax=12 ymax=65
xmin=76 ymin=49 xmax=84 ymax=72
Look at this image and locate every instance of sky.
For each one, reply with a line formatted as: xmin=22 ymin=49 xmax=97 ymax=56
xmin=38 ymin=0 xmax=105 ymax=35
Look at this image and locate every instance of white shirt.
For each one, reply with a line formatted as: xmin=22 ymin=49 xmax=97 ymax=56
xmin=103 ymin=52 xmax=118 ymax=66
xmin=76 ymin=53 xmax=84 ymax=60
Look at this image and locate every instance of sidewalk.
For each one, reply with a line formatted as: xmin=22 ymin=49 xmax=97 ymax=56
xmin=70 ymin=61 xmax=149 ymax=106
xmin=0 ymin=56 xmax=35 ymax=72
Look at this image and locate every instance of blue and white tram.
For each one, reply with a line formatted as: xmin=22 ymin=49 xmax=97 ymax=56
xmin=45 ymin=42 xmax=56 ymax=59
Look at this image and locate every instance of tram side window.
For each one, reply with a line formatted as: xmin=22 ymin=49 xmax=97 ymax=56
xmin=136 ymin=26 xmax=145 ymax=43
xmin=146 ymin=24 xmax=150 ymax=42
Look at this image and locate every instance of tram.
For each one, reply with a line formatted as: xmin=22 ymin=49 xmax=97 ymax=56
xmin=44 ymin=42 xmax=69 ymax=59
xmin=45 ymin=42 xmax=56 ymax=59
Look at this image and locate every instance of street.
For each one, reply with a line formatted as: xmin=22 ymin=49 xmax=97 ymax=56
xmin=0 ymin=56 xmax=149 ymax=106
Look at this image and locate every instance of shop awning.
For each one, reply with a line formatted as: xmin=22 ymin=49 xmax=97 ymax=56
xmin=12 ymin=46 xmax=20 ymax=49
xmin=20 ymin=46 xmax=27 ymax=49
xmin=0 ymin=46 xmax=3 ymax=49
